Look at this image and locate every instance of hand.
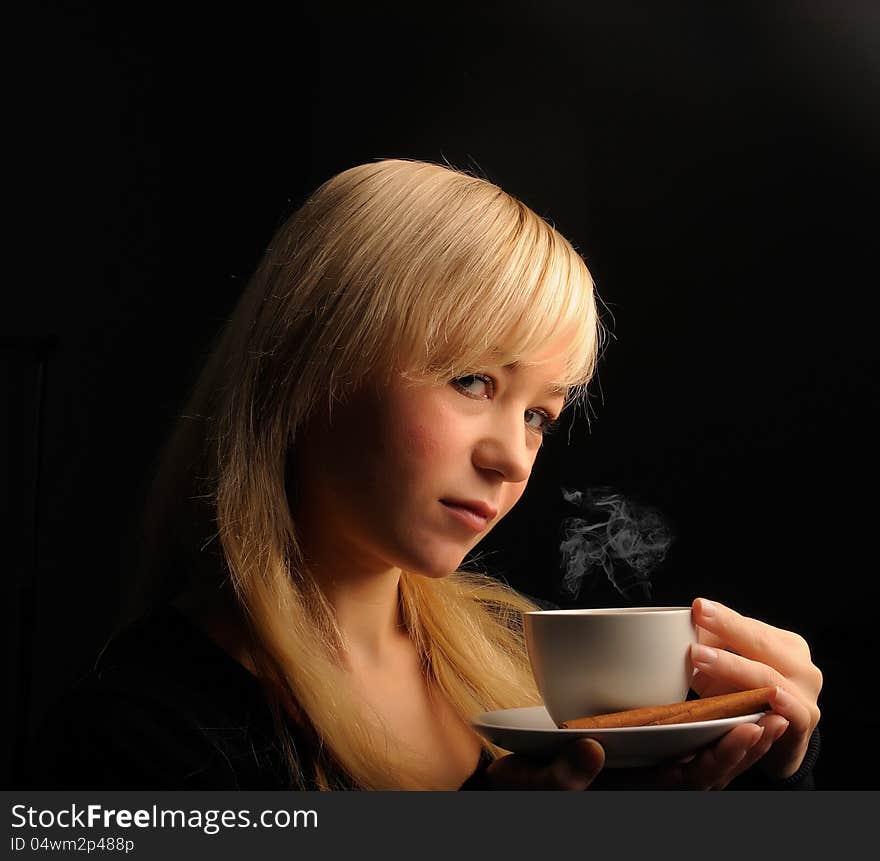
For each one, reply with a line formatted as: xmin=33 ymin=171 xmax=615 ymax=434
xmin=484 ymin=738 xmax=605 ymax=790
xmin=686 ymin=596 xmax=823 ymax=781
xmin=601 ymin=714 xmax=793 ymax=790
xmin=578 ymin=720 xmax=788 ymax=790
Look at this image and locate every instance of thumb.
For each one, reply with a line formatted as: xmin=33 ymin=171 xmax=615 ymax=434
xmin=558 ymin=738 xmax=605 ymax=789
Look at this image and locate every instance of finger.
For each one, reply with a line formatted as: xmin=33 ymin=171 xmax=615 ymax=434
xmin=487 ymin=739 xmax=606 ymax=790
xmin=681 ymin=723 xmax=766 ymax=790
xmin=730 ymin=715 xmax=791 ymax=778
xmin=768 ymin=685 xmax=815 ymax=739
xmin=691 ymin=598 xmax=807 ymax=677
xmin=690 ymin=680 xmax=815 ymax=784
xmin=696 ymin=627 xmax=731 ymax=651
xmin=757 ymin=705 xmax=815 ymax=780
xmin=546 ymin=739 xmax=605 ymax=790
xmin=689 ymin=663 xmax=777 ymax=699
xmin=689 ymin=667 xmax=735 ymax=699
xmin=689 ymin=641 xmax=788 ymax=695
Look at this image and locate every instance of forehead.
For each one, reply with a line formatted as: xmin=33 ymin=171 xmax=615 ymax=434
xmin=502 ymin=332 xmax=577 ymax=394
xmin=503 ymin=361 xmax=568 ymax=397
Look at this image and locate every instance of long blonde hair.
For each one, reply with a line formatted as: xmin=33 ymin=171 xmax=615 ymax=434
xmin=126 ymin=158 xmax=605 ymax=789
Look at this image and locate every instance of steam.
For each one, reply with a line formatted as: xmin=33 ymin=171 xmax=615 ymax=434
xmin=558 ymin=487 xmax=674 ymax=603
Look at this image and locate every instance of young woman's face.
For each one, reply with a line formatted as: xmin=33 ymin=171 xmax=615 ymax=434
xmin=292 ymin=340 xmax=572 ymax=580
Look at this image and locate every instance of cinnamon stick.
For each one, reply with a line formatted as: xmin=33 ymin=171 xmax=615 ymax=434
xmin=558 ymin=687 xmax=776 ymax=729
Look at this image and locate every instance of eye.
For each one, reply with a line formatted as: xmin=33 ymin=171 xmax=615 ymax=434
xmin=450 ymin=374 xmax=494 ymax=399
xmin=451 ymin=375 xmax=561 ymax=437
xmin=525 ymin=408 xmax=560 ymax=436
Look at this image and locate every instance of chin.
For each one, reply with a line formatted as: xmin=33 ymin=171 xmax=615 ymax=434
xmin=397 ymin=544 xmax=471 ymax=580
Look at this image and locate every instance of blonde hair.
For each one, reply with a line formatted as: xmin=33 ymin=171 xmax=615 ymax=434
xmin=127 ymin=157 xmax=605 ymax=789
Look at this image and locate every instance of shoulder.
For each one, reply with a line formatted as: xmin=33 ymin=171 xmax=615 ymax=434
xmin=27 ymin=605 xmax=288 ymax=789
xmin=28 ymin=682 xmax=235 ymax=789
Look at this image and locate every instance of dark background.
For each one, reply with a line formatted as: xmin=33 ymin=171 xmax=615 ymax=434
xmin=7 ymin=1 xmax=877 ymax=789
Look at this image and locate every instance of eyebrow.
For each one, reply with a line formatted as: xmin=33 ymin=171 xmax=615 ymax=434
xmin=503 ymin=362 xmax=569 ymax=399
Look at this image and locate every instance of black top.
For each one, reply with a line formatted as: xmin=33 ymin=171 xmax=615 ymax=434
xmin=26 ymin=604 xmax=490 ymax=790
xmin=25 ymin=603 xmax=819 ymax=790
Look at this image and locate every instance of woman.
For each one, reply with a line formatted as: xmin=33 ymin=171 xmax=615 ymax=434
xmin=30 ymin=158 xmax=821 ymax=790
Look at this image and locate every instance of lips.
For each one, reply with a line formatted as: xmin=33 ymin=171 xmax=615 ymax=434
xmin=440 ymin=498 xmax=498 ymax=532
xmin=441 ymin=498 xmax=499 ymax=520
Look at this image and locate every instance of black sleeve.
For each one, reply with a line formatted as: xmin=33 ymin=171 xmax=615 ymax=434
xmin=26 ymin=687 xmax=240 ymax=790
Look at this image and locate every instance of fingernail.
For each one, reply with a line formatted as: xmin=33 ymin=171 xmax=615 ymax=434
xmin=691 ymin=643 xmax=717 ymax=665
xmin=577 ymin=739 xmax=605 ymax=770
xmin=773 ymin=687 xmax=793 ymax=709
xmin=748 ymin=726 xmax=766 ymax=748
xmin=698 ymin=599 xmax=716 ymax=618
xmin=772 ymin=720 xmax=790 ymax=742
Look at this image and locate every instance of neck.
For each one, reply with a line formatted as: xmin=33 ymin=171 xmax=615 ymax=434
xmin=303 ymin=554 xmax=411 ymax=669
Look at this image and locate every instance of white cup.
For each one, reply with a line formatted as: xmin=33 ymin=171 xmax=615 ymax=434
xmin=523 ymin=607 xmax=697 ymax=725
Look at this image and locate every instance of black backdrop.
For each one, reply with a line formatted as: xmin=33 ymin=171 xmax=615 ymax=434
xmin=8 ymin=1 xmax=877 ymax=789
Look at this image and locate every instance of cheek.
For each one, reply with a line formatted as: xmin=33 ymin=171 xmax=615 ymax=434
xmin=388 ymin=397 xmax=459 ymax=473
xmin=405 ymin=421 xmax=445 ymax=461
xmin=501 ymin=481 xmax=528 ymax=514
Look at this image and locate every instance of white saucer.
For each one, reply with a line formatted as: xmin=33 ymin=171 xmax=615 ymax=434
xmin=471 ymin=705 xmax=767 ymax=768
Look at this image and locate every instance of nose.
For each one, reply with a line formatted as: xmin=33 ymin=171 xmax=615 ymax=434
xmin=472 ymin=417 xmax=534 ymax=484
